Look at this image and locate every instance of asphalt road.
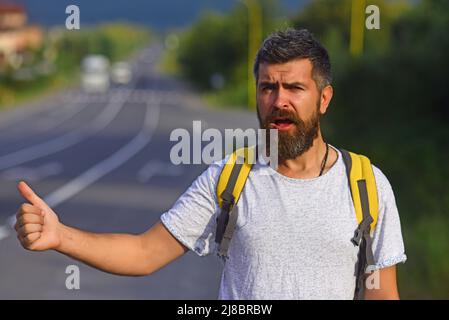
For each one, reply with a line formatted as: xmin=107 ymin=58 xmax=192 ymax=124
xmin=0 ymin=44 xmax=258 ymax=299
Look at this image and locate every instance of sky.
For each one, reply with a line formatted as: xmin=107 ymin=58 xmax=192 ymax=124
xmin=8 ymin=0 xmax=310 ymax=30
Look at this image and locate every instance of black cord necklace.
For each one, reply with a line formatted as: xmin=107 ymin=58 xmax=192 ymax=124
xmin=318 ymin=143 xmax=329 ymax=177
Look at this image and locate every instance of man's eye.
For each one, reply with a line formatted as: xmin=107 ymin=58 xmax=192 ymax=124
xmin=261 ymin=86 xmax=273 ymax=91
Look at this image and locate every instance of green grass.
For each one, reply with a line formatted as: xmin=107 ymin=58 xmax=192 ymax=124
xmin=399 ymin=216 xmax=449 ymax=299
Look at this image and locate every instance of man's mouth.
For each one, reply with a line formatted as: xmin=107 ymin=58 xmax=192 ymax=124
xmin=269 ymin=117 xmax=296 ymax=131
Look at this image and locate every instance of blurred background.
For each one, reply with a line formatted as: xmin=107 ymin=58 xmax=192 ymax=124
xmin=0 ymin=0 xmax=447 ymax=299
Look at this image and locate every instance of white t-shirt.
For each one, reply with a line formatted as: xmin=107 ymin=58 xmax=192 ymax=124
xmin=161 ymin=146 xmax=407 ymax=299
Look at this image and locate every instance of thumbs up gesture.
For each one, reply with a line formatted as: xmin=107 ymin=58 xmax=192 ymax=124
xmin=15 ymin=181 xmax=62 ymax=251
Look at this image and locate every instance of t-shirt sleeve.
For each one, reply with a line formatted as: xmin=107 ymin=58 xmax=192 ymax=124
xmin=370 ymin=165 xmax=407 ymax=270
xmin=160 ymin=158 xmax=226 ymax=256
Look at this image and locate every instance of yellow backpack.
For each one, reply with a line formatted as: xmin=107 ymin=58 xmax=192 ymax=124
xmin=214 ymin=147 xmax=379 ymax=299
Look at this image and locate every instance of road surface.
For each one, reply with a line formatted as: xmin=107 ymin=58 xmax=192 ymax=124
xmin=0 ymin=44 xmax=258 ymax=299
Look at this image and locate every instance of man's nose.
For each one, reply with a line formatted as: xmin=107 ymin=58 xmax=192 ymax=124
xmin=272 ymin=88 xmax=290 ymax=110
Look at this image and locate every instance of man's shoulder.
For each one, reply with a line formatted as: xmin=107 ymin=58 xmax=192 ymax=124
xmin=370 ymin=163 xmax=396 ymax=208
xmin=336 ymin=147 xmax=394 ymax=200
xmin=371 ymin=163 xmax=392 ymax=189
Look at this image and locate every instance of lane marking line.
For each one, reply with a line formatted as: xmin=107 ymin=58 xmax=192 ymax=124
xmin=0 ymin=91 xmax=133 ymax=171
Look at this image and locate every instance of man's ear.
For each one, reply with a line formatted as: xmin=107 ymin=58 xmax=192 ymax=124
xmin=319 ymin=85 xmax=333 ymax=114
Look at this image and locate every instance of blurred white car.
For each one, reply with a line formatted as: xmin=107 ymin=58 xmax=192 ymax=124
xmin=81 ymin=55 xmax=110 ymax=93
xmin=111 ymin=62 xmax=132 ymax=84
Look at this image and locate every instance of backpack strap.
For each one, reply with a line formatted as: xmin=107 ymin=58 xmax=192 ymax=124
xmin=340 ymin=149 xmax=379 ymax=300
xmin=215 ymin=147 xmax=255 ymax=260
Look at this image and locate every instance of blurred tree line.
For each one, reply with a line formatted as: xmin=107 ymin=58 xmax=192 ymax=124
xmin=172 ymin=0 xmax=288 ymax=107
xmin=172 ymin=0 xmax=449 ymax=298
xmin=55 ymin=23 xmax=150 ymax=75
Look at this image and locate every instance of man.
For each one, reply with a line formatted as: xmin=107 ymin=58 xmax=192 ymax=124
xmin=14 ymin=28 xmax=406 ymax=299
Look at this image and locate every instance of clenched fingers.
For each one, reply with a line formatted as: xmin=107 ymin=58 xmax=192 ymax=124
xmin=17 ymin=223 xmax=43 ymax=236
xmin=16 ymin=203 xmax=43 ymax=218
xmin=15 ymin=214 xmax=44 ymax=231
xmin=18 ymin=232 xmax=41 ymax=247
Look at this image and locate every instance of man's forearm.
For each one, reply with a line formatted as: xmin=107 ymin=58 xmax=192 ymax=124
xmin=56 ymin=224 xmax=151 ymax=276
xmin=15 ymin=182 xmax=186 ymax=277
xmin=364 ymin=266 xmax=400 ymax=300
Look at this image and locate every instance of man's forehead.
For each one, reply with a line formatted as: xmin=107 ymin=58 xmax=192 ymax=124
xmin=258 ymin=58 xmax=313 ymax=82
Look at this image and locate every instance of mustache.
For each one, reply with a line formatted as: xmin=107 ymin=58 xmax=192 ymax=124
xmin=263 ymin=109 xmax=301 ymax=126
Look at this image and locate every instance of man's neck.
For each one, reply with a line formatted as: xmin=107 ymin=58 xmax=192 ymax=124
xmin=276 ymin=133 xmax=338 ymax=179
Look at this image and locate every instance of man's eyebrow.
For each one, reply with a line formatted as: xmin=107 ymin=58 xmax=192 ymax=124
xmin=282 ymin=81 xmax=307 ymax=87
xmin=257 ymin=80 xmax=308 ymax=87
xmin=257 ymin=81 xmax=277 ymax=86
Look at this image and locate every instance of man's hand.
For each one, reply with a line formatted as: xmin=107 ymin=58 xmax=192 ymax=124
xmin=14 ymin=181 xmax=62 ymax=251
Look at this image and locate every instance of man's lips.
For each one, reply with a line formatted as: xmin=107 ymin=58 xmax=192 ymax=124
xmin=268 ymin=117 xmax=296 ymax=131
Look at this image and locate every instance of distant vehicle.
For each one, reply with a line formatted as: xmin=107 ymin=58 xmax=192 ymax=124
xmin=111 ymin=62 xmax=132 ymax=85
xmin=81 ymin=55 xmax=110 ymax=93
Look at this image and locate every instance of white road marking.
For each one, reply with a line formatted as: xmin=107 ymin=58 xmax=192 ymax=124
xmin=137 ymin=160 xmax=183 ymax=183
xmin=34 ymin=102 xmax=88 ymax=132
xmin=0 ymin=91 xmax=131 ymax=171
xmin=3 ymin=101 xmax=159 ymax=231
xmin=0 ymin=225 xmax=10 ymax=240
xmin=44 ymin=102 xmax=159 ymax=208
xmin=0 ymin=52 xmax=164 ymax=238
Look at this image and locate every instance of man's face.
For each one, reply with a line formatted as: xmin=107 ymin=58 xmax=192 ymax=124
xmin=256 ymin=58 xmax=324 ymax=161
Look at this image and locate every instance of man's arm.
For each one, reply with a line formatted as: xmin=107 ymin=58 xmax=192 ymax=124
xmin=15 ymin=181 xmax=188 ymax=276
xmin=56 ymin=221 xmax=188 ymax=276
xmin=364 ymin=265 xmax=400 ymax=300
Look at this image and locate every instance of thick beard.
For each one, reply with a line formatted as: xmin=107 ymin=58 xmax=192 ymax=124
xmin=258 ymin=104 xmax=321 ymax=162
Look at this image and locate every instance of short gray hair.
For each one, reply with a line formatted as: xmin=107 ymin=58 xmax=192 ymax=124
xmin=253 ymin=28 xmax=332 ymax=91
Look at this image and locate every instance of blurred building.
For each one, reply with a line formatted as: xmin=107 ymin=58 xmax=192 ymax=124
xmin=0 ymin=3 xmax=43 ymax=68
